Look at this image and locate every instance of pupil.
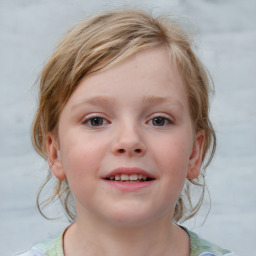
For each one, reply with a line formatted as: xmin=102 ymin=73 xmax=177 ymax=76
xmin=153 ymin=117 xmax=164 ymax=126
xmin=91 ymin=117 xmax=103 ymax=126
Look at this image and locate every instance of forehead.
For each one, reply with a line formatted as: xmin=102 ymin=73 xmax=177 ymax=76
xmin=64 ymin=46 xmax=188 ymax=111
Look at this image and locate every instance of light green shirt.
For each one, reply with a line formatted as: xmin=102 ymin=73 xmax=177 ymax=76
xmin=17 ymin=227 xmax=237 ymax=256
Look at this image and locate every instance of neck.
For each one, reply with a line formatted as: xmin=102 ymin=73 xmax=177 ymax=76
xmin=63 ymin=212 xmax=189 ymax=256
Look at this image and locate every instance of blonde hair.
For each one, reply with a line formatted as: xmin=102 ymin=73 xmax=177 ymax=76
xmin=32 ymin=9 xmax=216 ymax=223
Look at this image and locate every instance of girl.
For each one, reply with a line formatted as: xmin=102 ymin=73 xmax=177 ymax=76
xmin=19 ymin=9 xmax=237 ymax=256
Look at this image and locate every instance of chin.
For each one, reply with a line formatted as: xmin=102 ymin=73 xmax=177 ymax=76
xmin=101 ymin=204 xmax=163 ymax=228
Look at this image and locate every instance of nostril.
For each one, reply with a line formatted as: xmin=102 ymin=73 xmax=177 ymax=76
xmin=117 ymin=148 xmax=142 ymax=154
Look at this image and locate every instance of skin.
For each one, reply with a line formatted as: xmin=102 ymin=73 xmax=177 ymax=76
xmin=47 ymin=46 xmax=205 ymax=256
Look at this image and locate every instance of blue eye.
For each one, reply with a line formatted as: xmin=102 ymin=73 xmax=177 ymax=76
xmin=150 ymin=117 xmax=171 ymax=126
xmin=84 ymin=117 xmax=107 ymax=126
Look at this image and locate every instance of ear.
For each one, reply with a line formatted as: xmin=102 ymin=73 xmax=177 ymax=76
xmin=187 ymin=130 xmax=205 ymax=180
xmin=46 ymin=134 xmax=66 ymax=180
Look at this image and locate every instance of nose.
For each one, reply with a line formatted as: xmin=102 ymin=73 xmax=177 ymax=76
xmin=112 ymin=123 xmax=146 ymax=157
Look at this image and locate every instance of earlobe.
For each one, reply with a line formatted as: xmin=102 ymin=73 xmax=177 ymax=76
xmin=46 ymin=134 xmax=66 ymax=180
xmin=187 ymin=130 xmax=205 ymax=180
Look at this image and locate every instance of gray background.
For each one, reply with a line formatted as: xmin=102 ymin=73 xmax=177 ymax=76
xmin=0 ymin=0 xmax=255 ymax=255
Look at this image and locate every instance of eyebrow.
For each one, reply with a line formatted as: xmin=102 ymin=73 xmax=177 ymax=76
xmin=142 ymin=95 xmax=184 ymax=110
xmin=72 ymin=95 xmax=184 ymax=111
xmin=72 ymin=96 xmax=116 ymax=111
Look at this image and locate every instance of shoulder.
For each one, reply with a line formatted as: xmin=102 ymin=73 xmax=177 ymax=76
xmin=16 ymin=247 xmax=46 ymax=256
xmin=182 ymin=227 xmax=238 ymax=256
xmin=16 ymin=231 xmax=64 ymax=256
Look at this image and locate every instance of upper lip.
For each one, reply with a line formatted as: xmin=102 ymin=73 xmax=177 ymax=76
xmin=102 ymin=167 xmax=155 ymax=179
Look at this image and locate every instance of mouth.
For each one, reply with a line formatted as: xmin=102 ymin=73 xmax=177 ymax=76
xmin=104 ymin=173 xmax=155 ymax=183
xmin=102 ymin=167 xmax=155 ymax=191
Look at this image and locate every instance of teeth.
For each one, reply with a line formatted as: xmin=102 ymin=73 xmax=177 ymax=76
xmin=121 ymin=174 xmax=129 ymax=181
xmin=129 ymin=174 xmax=138 ymax=181
xmin=108 ymin=174 xmax=150 ymax=182
xmin=114 ymin=175 xmax=120 ymax=181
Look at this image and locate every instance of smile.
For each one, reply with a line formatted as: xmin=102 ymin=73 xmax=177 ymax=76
xmin=102 ymin=167 xmax=156 ymax=191
xmin=105 ymin=174 xmax=154 ymax=182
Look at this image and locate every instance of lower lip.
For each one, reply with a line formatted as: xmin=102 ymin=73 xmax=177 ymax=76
xmin=102 ymin=179 xmax=155 ymax=191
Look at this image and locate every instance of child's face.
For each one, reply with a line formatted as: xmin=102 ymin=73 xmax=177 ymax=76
xmin=48 ymin=46 xmax=204 ymax=226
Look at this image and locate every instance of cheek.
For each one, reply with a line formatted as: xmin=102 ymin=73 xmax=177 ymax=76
xmin=149 ymin=133 xmax=193 ymax=195
xmin=152 ymin=134 xmax=192 ymax=171
xmin=59 ymin=141 xmax=102 ymax=206
xmin=59 ymin=133 xmax=106 ymax=182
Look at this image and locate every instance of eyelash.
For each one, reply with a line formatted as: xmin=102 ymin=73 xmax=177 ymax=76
xmin=82 ymin=115 xmax=109 ymax=127
xmin=82 ymin=114 xmax=174 ymax=127
xmin=147 ymin=115 xmax=173 ymax=127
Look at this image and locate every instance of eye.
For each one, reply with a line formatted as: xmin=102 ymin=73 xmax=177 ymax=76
xmin=83 ymin=116 xmax=108 ymax=127
xmin=149 ymin=116 xmax=171 ymax=126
